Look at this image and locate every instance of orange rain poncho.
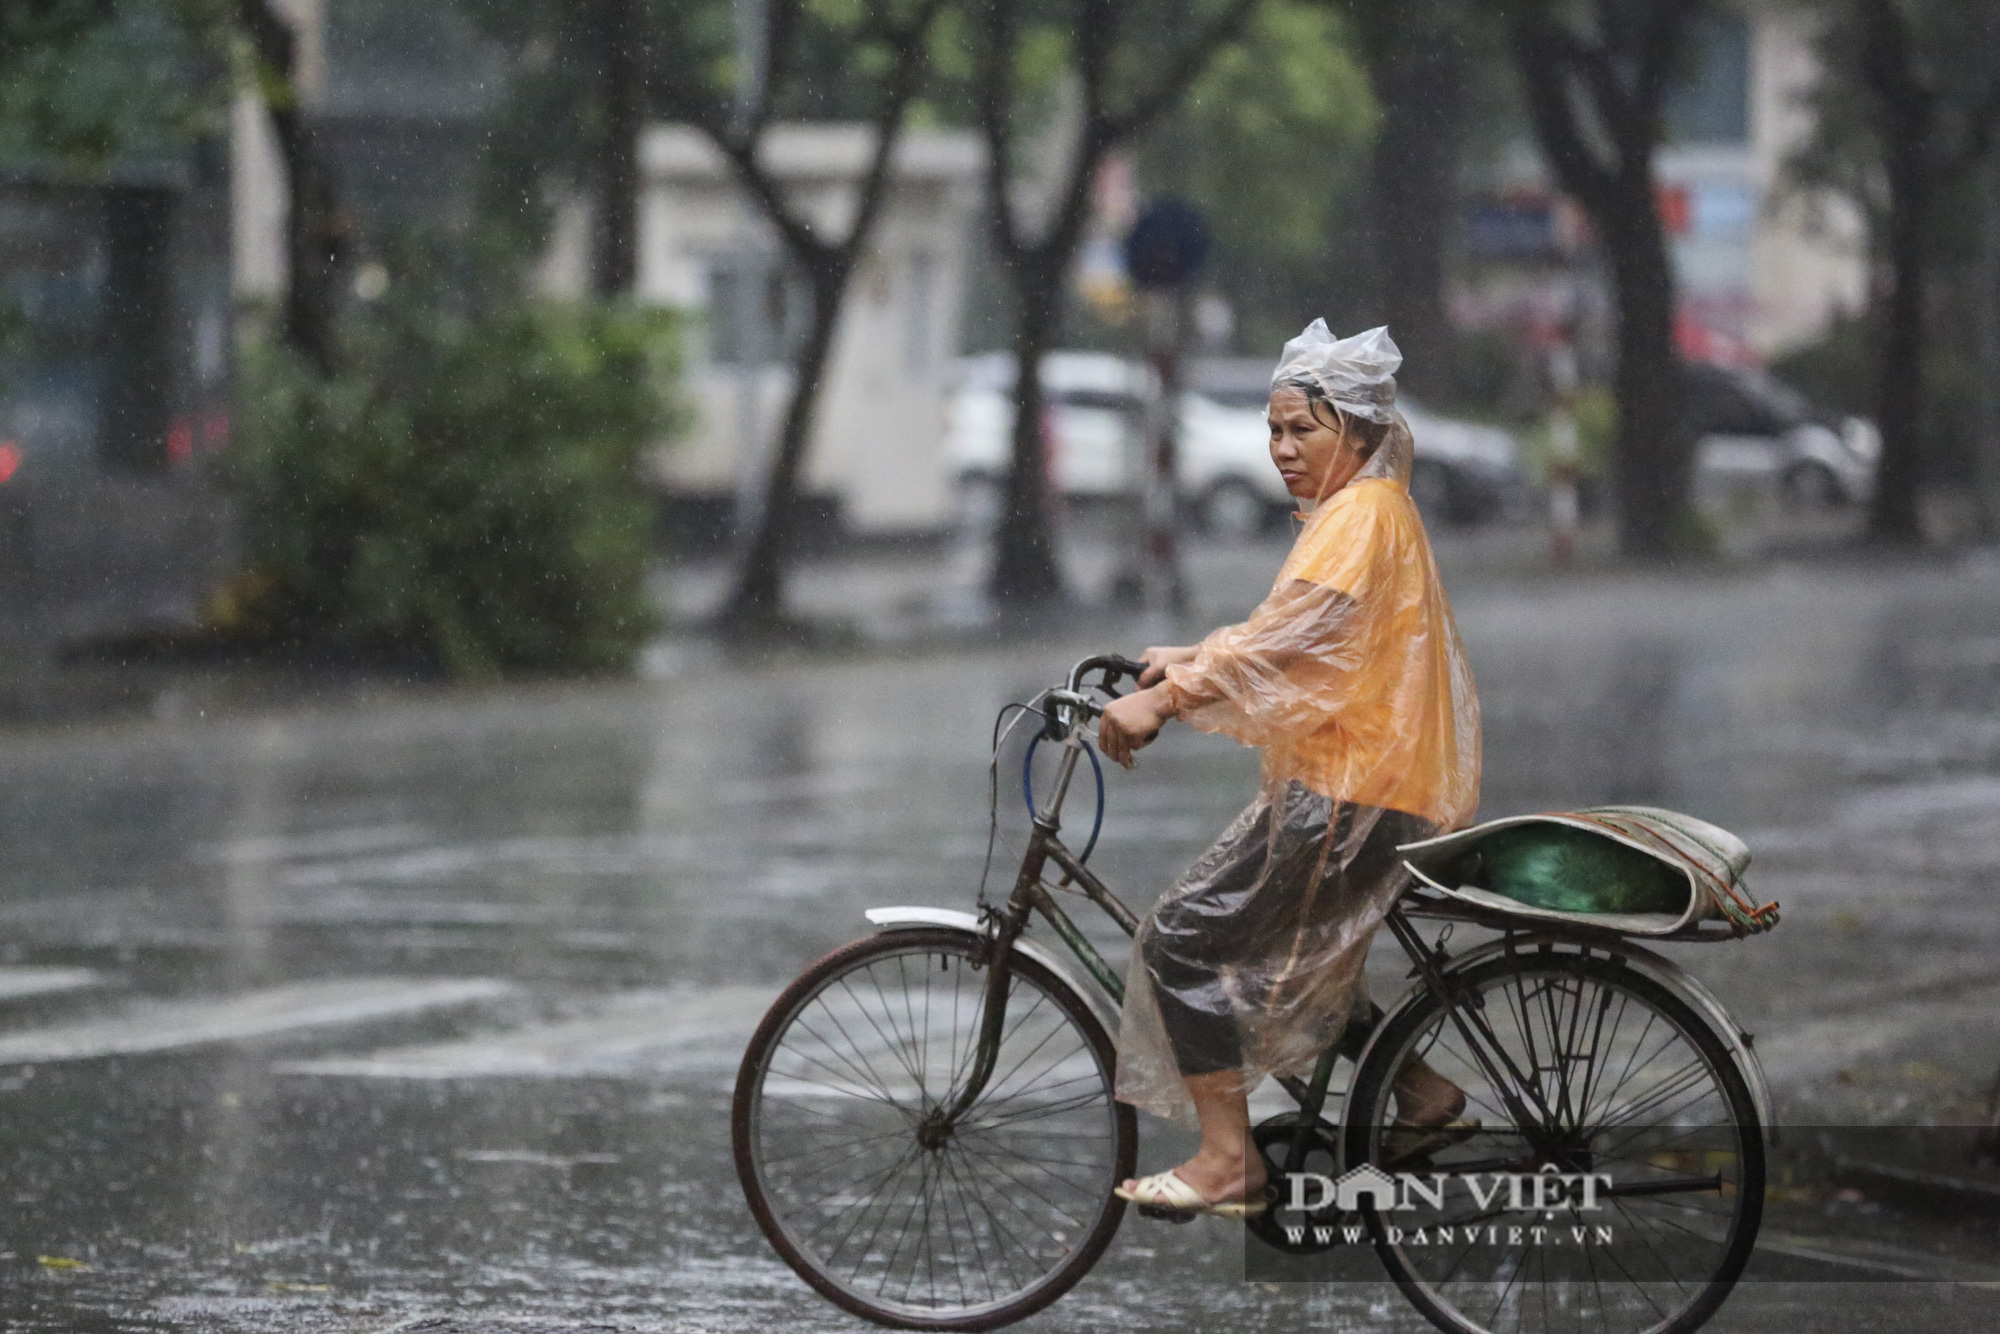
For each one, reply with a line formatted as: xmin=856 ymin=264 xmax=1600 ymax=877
xmin=1114 ymin=329 xmax=1481 ymax=1124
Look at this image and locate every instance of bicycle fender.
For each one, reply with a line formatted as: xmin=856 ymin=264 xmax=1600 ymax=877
xmin=863 ymin=906 xmax=1122 ymax=1034
xmin=1362 ymin=932 xmax=1776 ymax=1148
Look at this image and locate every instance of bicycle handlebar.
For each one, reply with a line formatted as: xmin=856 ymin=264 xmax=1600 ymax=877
xmin=1065 ymin=654 xmax=1148 ymax=695
xmin=1041 ymin=655 xmax=1150 ymax=744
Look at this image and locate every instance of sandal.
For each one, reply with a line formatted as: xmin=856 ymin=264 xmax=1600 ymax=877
xmin=1382 ymin=1118 xmax=1483 ymax=1166
xmin=1114 ymin=1169 xmax=1269 ymax=1218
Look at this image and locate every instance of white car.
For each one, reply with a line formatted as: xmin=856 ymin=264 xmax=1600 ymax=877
xmin=1684 ymin=363 xmax=1879 ymax=508
xmin=944 ymin=352 xmax=1152 ymax=501
xmin=945 ymin=352 xmax=1523 ymax=535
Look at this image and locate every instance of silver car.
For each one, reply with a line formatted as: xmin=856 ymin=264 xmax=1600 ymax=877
xmin=1686 ymin=363 xmax=1879 ymax=508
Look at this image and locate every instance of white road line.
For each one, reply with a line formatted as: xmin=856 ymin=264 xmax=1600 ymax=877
xmin=0 ymin=966 xmax=102 ymax=1002
xmin=455 ymin=1149 xmax=621 ymax=1167
xmin=1754 ymin=1229 xmax=2000 ymax=1283
xmin=273 ymin=985 xmax=778 ymax=1079
xmin=0 ymin=977 xmax=512 ymax=1064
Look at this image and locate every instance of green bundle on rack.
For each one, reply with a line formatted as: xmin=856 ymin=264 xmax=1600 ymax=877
xmin=1459 ymin=824 xmax=1690 ymax=916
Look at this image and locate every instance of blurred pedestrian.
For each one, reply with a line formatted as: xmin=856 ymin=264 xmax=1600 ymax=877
xmin=1546 ymin=339 xmax=1582 ymax=567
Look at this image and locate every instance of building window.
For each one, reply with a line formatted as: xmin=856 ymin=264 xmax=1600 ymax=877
xmin=705 ymin=253 xmax=808 ymax=365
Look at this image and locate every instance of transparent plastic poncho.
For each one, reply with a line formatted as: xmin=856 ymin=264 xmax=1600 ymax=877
xmin=1114 ymin=416 xmax=1482 ymax=1123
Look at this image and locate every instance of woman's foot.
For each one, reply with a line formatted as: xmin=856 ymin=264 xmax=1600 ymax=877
xmin=1392 ymin=1060 xmax=1468 ymax=1129
xmin=1384 ymin=1060 xmax=1478 ymax=1164
xmin=1120 ymin=1144 xmax=1267 ymax=1211
xmin=1115 ymin=1167 xmax=1269 ymax=1217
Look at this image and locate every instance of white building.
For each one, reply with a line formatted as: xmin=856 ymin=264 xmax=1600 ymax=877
xmin=1655 ymin=6 xmax=1868 ymax=358
xmin=1459 ymin=6 xmax=1868 ymax=364
xmin=629 ymin=125 xmax=983 ymax=537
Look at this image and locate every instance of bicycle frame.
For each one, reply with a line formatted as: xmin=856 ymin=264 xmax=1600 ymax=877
xmin=938 ymin=669 xmax=1769 ymax=1185
xmin=945 ymin=727 xmax=1376 ymax=1149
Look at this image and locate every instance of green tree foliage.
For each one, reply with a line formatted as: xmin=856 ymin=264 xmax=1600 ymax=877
xmin=1142 ymin=0 xmax=1377 ymax=354
xmin=228 ymin=254 xmax=685 ymax=676
xmin=0 ymin=0 xmax=228 ymax=171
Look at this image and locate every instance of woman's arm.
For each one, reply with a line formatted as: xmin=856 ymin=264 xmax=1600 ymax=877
xmin=1098 ymin=685 xmax=1173 ymax=768
xmin=1136 ymin=644 xmax=1199 ymax=687
xmin=1097 ymin=646 xmax=1197 ymax=766
xmin=1158 ymin=579 xmax=1364 ymax=746
xmin=1099 ymin=584 xmax=1355 ymax=765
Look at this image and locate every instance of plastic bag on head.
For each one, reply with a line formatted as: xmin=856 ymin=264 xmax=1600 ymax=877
xmin=1271 ymin=320 xmax=1401 ymax=425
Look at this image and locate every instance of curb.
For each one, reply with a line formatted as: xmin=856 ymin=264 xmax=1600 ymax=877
xmin=1831 ymin=1155 xmax=2000 ymax=1219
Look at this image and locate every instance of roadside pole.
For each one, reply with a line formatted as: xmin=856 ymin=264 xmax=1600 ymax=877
xmin=1120 ymin=199 xmax=1209 ymax=624
xmin=1137 ymin=290 xmax=1188 ymax=616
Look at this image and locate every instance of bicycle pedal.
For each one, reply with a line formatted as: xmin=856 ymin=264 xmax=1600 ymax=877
xmin=1135 ymin=1204 xmax=1197 ymax=1224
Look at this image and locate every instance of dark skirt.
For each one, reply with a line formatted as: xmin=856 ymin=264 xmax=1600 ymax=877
xmin=1115 ymin=783 xmax=1433 ymax=1113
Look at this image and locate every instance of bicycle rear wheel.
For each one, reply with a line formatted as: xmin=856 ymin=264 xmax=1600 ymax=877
xmin=733 ymin=928 xmax=1137 ymax=1330
xmin=1343 ymin=946 xmax=1763 ymax=1334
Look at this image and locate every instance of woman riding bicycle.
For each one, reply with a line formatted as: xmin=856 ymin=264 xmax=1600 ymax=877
xmin=1098 ymin=319 xmax=1483 ymax=1217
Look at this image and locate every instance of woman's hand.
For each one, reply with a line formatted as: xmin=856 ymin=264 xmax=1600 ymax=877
xmin=1099 ymin=684 xmax=1175 ymax=769
xmin=1137 ymin=645 xmax=1199 ymax=687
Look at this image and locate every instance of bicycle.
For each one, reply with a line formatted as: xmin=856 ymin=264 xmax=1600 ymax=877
xmin=733 ymin=654 xmax=1771 ymax=1334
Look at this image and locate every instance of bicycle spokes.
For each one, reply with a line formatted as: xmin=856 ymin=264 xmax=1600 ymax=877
xmin=741 ymin=934 xmax=1132 ymax=1325
xmin=1344 ymin=952 xmax=1762 ymax=1334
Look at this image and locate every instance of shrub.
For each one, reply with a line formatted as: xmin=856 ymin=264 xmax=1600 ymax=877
xmin=227 ymin=290 xmax=684 ymax=677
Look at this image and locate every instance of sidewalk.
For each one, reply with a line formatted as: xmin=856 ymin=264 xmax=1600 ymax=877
xmin=658 ymin=504 xmax=1887 ymax=653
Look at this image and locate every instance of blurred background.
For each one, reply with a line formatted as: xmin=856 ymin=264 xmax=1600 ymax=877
xmin=1 ymin=0 xmax=1994 ymax=670
xmin=0 ymin=1 xmax=1998 ymax=1330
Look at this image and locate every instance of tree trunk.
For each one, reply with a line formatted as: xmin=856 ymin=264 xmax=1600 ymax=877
xmin=592 ymin=0 xmax=641 ymax=298
xmin=1977 ymin=162 xmax=2000 ymax=538
xmin=988 ymin=268 xmax=1065 ymax=607
xmin=721 ymin=263 xmax=846 ymax=627
xmin=99 ymin=186 xmax=175 ymax=473
xmin=279 ymin=115 xmax=344 ymax=373
xmin=1869 ymin=166 xmax=1930 ymax=543
xmin=1603 ymin=170 xmax=1687 ymax=558
xmin=1368 ymin=6 xmax=1465 ymax=402
xmin=237 ymin=0 xmax=343 ymax=373
xmin=1504 ymin=5 xmax=1704 ymax=561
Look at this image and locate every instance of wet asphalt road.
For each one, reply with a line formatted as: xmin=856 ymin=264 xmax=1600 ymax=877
xmin=2 ymin=537 xmax=2000 ymax=1331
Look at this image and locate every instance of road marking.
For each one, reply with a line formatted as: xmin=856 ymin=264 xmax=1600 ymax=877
xmin=455 ymin=1149 xmax=621 ymax=1168
xmin=0 ymin=966 xmax=101 ymax=1002
xmin=200 ymin=823 xmax=432 ymax=866
xmin=0 ymin=977 xmax=512 ymax=1064
xmin=274 ymin=985 xmax=777 ymax=1079
xmin=1754 ymin=1229 xmax=2000 ymax=1283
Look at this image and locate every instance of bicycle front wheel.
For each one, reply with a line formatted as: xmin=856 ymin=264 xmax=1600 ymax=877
xmin=1344 ymin=946 xmax=1763 ymax=1334
xmin=733 ymin=928 xmax=1137 ymax=1330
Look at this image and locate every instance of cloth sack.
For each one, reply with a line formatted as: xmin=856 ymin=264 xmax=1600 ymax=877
xmin=1397 ymin=804 xmax=1778 ymax=937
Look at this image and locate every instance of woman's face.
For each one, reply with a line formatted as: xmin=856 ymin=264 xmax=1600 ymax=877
xmin=1268 ymin=385 xmax=1365 ymax=501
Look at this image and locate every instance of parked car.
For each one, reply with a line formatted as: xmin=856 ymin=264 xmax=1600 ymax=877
xmin=947 ymin=352 xmax=1523 ymax=536
xmin=1685 ymin=362 xmax=1879 ymax=508
xmin=944 ymin=352 xmax=1151 ymax=506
